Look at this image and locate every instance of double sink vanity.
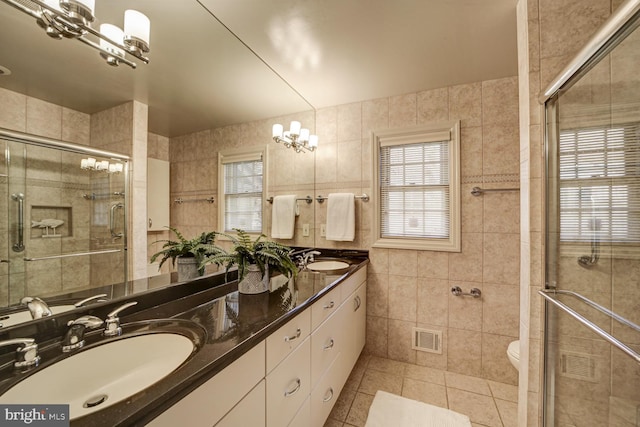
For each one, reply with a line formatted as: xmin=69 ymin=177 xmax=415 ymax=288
xmin=0 ymin=249 xmax=368 ymax=426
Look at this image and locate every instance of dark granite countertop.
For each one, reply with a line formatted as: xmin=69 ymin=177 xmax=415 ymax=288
xmin=0 ymin=250 xmax=368 ymax=426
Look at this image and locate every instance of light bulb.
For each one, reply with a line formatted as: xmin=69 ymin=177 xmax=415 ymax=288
xmin=124 ymin=10 xmax=150 ymax=45
xmin=309 ymin=135 xmax=318 ymax=148
xmin=100 ymin=24 xmax=125 ymax=57
xmin=299 ymin=128 xmax=310 ymax=142
xmin=289 ymin=121 xmax=301 ymax=136
xmin=272 ymin=123 xmax=283 ymax=138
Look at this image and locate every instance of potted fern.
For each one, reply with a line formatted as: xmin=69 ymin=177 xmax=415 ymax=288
xmin=150 ymin=227 xmax=218 ymax=281
xmin=201 ymin=228 xmax=297 ymax=294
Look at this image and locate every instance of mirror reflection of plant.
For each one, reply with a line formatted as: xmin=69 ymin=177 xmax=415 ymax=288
xmin=201 ymin=228 xmax=298 ymax=282
xmin=150 ymin=227 xmax=218 ymax=275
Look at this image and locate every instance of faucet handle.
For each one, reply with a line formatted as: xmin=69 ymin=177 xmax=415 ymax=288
xmin=104 ymin=301 xmax=138 ymax=337
xmin=0 ymin=338 xmax=40 ymax=368
xmin=63 ymin=315 xmax=104 ymax=352
xmin=74 ymin=293 xmax=109 ymax=308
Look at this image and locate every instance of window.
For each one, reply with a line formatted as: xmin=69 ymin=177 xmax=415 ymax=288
xmin=218 ymin=148 xmax=267 ymax=234
xmin=372 ymin=122 xmax=460 ymax=251
xmin=559 ymin=123 xmax=640 ymax=243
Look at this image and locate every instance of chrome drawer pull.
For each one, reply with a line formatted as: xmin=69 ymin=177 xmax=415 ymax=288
xmin=323 ymin=301 xmax=335 ymax=310
xmin=354 ymin=295 xmax=361 ymax=311
xmin=284 ymin=328 xmax=301 ymax=342
xmin=323 ymin=387 xmax=334 ymax=403
xmin=323 ymin=339 xmax=335 ymax=350
xmin=284 ymin=378 xmax=301 ymax=397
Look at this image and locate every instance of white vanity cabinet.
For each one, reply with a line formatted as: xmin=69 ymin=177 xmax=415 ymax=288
xmin=148 ymin=341 xmax=266 ymax=427
xmin=147 ymin=158 xmax=170 ymax=231
xmin=149 ymin=265 xmax=367 ymax=427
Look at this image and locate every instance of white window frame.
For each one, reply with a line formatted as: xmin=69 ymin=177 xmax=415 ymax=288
xmin=372 ymin=121 xmax=461 ymax=252
xmin=217 ymin=147 xmax=268 ymax=236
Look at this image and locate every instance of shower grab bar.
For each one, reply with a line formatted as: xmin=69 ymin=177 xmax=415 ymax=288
xmin=11 ymin=193 xmax=25 ymax=252
xmin=539 ymin=289 xmax=640 ymax=364
xmin=109 ymin=202 xmax=124 ymax=239
xmin=24 ymin=249 xmax=121 ymax=262
xmin=470 ymin=187 xmax=519 ymax=196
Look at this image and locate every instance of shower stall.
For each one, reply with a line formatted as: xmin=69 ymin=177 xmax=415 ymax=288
xmin=0 ymin=129 xmax=128 ymax=308
xmin=542 ymin=1 xmax=640 ymax=425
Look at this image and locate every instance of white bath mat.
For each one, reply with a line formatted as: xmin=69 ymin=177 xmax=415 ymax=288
xmin=365 ymin=391 xmax=472 ymax=427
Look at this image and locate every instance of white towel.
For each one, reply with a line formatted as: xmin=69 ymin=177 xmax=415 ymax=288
xmin=365 ymin=391 xmax=472 ymax=427
xmin=271 ymin=195 xmax=297 ymax=239
xmin=325 ymin=193 xmax=355 ymax=241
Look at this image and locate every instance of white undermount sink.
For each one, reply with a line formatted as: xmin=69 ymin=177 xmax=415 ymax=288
xmin=0 ymin=305 xmax=76 ymax=328
xmin=1 ymin=333 xmax=195 ymax=420
xmin=307 ymin=260 xmax=350 ymax=274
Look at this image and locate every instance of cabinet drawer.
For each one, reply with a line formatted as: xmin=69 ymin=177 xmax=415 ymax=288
xmin=149 ymin=341 xmax=265 ymax=427
xmin=288 ymin=396 xmax=310 ymax=427
xmin=311 ymin=305 xmax=344 ymax=386
xmin=310 ymin=353 xmax=343 ymax=427
xmin=266 ymin=336 xmax=311 ymax=427
xmin=340 ymin=266 xmax=367 ymax=304
xmin=215 ymin=379 xmax=265 ymax=427
xmin=311 ymin=285 xmax=341 ymax=331
xmin=266 ymin=309 xmax=311 ymax=373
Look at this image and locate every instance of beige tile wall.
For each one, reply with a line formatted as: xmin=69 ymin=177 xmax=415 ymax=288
xmin=169 ymin=77 xmax=522 ymax=387
xmin=350 ymin=77 xmax=521 ymax=387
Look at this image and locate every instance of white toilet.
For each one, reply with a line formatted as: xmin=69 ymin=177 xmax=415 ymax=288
xmin=507 ymin=340 xmax=520 ymax=371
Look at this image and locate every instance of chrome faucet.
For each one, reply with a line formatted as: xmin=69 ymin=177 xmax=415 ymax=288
xmin=104 ymin=301 xmax=138 ymax=337
xmin=21 ymin=296 xmax=52 ymax=319
xmin=297 ymin=250 xmax=321 ymax=270
xmin=0 ymin=338 xmax=40 ymax=368
xmin=62 ymin=315 xmax=103 ymax=352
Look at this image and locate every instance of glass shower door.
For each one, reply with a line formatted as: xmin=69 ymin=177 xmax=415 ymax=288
xmin=543 ymin=12 xmax=640 ymax=426
xmin=0 ymin=133 xmax=128 ymax=311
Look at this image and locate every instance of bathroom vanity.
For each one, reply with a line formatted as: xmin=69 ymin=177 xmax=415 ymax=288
xmin=0 ymin=250 xmax=368 ymax=427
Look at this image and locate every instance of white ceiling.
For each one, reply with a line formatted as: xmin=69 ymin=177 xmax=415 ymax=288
xmin=0 ymin=0 xmax=518 ymax=138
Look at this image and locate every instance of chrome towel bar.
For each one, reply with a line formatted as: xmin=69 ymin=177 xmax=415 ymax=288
xmin=266 ymin=196 xmax=313 ymax=204
xmin=24 ymin=249 xmax=121 ymax=262
xmin=471 ymin=187 xmax=519 ymax=196
xmin=174 ymin=196 xmax=215 ymax=204
xmin=539 ymin=289 xmax=640 ymax=364
xmin=315 ymin=194 xmax=369 ymax=203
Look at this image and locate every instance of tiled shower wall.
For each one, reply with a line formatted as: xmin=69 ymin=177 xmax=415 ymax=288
xmin=169 ymin=76 xmax=522 ymax=386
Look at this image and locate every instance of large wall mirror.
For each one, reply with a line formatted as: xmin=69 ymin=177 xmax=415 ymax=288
xmin=0 ymin=0 xmax=315 ymax=315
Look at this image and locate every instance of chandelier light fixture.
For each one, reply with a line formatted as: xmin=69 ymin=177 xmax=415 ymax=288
xmin=1 ymin=0 xmax=150 ymax=69
xmin=272 ymin=121 xmax=319 ymax=153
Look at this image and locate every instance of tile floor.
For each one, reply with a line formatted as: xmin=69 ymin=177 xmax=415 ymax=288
xmin=325 ymin=354 xmax=518 ymax=427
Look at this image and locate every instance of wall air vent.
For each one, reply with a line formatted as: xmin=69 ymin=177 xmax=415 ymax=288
xmin=411 ymin=327 xmax=442 ymax=354
xmin=559 ymin=350 xmax=598 ymax=383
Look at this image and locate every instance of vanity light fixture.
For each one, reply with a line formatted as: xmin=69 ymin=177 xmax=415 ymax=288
xmin=1 ymin=0 xmax=150 ymax=69
xmin=272 ymin=121 xmax=318 ymax=153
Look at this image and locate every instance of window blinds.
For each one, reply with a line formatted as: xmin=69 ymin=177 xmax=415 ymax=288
xmin=559 ymin=123 xmax=640 ymax=242
xmin=379 ymin=140 xmax=450 ymax=239
xmin=223 ymin=156 xmax=263 ymax=233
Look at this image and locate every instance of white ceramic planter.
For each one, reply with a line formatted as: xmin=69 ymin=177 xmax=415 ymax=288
xmin=238 ymin=264 xmax=269 ymax=294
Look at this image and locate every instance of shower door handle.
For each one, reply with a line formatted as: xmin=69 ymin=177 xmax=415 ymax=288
xmin=11 ymin=193 xmax=25 ymax=252
xmin=109 ymin=202 xmax=124 ymax=239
